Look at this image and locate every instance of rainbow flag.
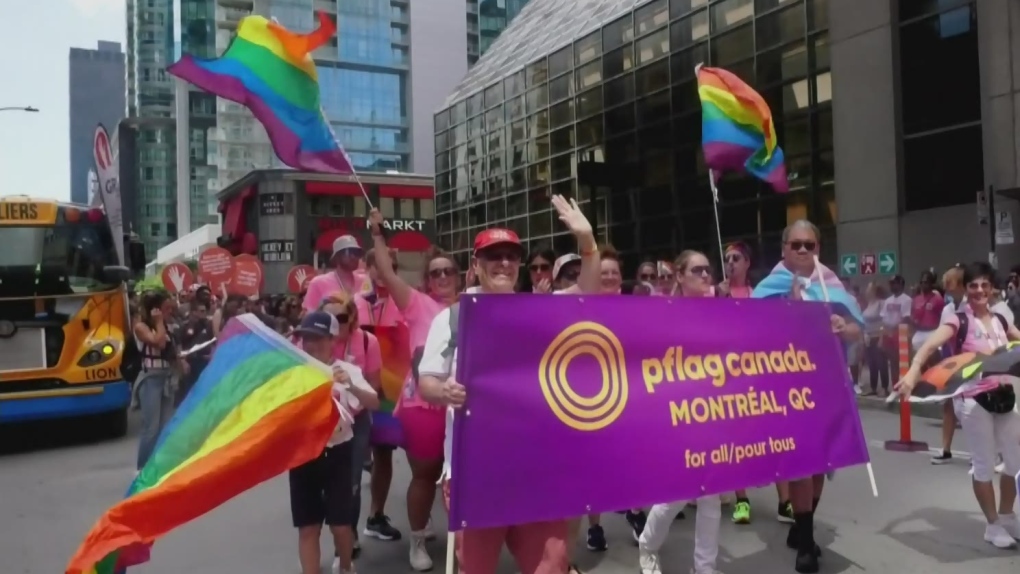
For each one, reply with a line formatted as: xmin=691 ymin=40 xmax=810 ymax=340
xmin=697 ymin=65 xmax=788 ymax=192
xmin=167 ymin=12 xmax=352 ymax=173
xmin=65 ymin=314 xmax=341 ymax=574
xmin=365 ymin=324 xmax=411 ymax=446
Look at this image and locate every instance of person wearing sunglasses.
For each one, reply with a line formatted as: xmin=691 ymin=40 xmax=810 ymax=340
xmin=637 ymin=261 xmax=657 ymax=285
xmin=527 ymin=248 xmax=556 ymax=293
xmin=363 ymin=209 xmax=462 ymax=570
xmin=717 ymin=242 xmax=753 ymax=299
xmin=552 ymin=253 xmax=582 ymax=291
xmin=752 ymin=219 xmax=864 ymax=574
xmin=895 ymin=261 xmax=1020 ymax=549
xmin=304 ymin=235 xmax=368 ymax=314
xmin=639 ymin=250 xmax=724 ymax=574
xmin=418 ymin=195 xmax=600 ymax=574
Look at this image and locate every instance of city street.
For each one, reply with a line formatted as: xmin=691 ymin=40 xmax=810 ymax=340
xmin=1 ymin=409 xmax=1017 ymax=574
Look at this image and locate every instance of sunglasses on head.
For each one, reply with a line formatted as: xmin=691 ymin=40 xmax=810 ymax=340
xmin=429 ymin=267 xmax=457 ymax=279
xmin=530 ymin=263 xmax=551 ymax=273
xmin=786 ymin=240 xmax=817 ymax=252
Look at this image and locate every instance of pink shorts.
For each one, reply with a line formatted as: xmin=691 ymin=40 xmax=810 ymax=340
xmin=397 ymin=405 xmax=445 ymax=461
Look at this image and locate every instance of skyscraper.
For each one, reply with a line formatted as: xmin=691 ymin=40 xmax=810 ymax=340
xmin=68 ymin=41 xmax=125 ymax=205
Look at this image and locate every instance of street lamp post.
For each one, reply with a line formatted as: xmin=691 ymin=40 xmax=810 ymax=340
xmin=0 ymin=106 xmax=39 ymax=113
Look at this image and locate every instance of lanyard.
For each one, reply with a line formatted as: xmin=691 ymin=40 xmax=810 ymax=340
xmin=334 ymin=270 xmax=354 ymax=296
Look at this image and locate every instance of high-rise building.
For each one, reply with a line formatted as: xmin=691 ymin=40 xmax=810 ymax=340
xmin=69 ymin=41 xmax=125 ymax=205
xmin=468 ymin=0 xmax=531 ymax=65
xmin=204 ymin=0 xmax=480 ymax=185
xmin=433 ymin=0 xmax=1020 ymax=280
xmin=127 ymin=0 xmax=178 ymax=256
xmin=127 ymin=0 xmax=218 ymax=254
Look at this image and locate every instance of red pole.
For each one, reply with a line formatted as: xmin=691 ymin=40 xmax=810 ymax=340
xmin=885 ymin=323 xmax=929 ymax=451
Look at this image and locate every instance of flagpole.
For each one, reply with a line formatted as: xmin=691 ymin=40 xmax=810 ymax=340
xmin=814 ymin=255 xmax=879 ymax=499
xmin=324 ymin=106 xmax=375 ymax=210
xmin=710 ymin=169 xmax=727 ymax=281
xmin=696 ymin=63 xmax=727 ymax=280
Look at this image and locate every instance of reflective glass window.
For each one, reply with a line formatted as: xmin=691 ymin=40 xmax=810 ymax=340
xmin=670 ymin=8 xmax=709 ymax=51
xmin=755 ymin=3 xmax=806 ymax=51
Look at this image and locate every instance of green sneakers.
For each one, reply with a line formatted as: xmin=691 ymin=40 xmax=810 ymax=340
xmin=732 ymin=500 xmax=751 ymax=524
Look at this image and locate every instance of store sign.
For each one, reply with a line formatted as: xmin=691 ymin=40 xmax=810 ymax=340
xmin=259 ymin=193 xmax=293 ymax=216
xmin=259 ymin=240 xmax=295 ymax=263
xmin=361 ymin=218 xmax=427 ymax=232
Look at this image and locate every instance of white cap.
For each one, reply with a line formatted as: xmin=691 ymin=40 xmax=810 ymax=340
xmin=552 ymin=254 xmax=582 ymax=280
xmin=331 ymin=235 xmax=361 ymax=258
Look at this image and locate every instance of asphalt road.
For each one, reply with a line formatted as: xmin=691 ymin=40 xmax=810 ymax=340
xmin=1 ymin=409 xmax=1017 ymax=574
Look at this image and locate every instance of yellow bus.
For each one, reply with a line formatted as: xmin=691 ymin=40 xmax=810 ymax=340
xmin=0 ymin=196 xmax=143 ymax=436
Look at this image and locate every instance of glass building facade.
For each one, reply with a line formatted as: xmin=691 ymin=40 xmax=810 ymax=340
xmin=319 ymin=0 xmax=410 ymax=172
xmin=469 ymin=0 xmax=532 ymax=65
xmin=434 ymin=0 xmax=832 ymax=273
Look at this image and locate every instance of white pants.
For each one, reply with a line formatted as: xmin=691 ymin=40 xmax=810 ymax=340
xmin=639 ymin=496 xmax=721 ymax=574
xmin=954 ymin=397 xmax=1020 ymax=482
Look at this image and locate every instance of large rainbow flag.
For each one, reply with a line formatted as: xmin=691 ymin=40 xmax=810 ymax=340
xmin=65 ymin=314 xmax=342 ymax=574
xmin=167 ymin=12 xmax=352 ymax=173
xmin=697 ymin=65 xmax=788 ymax=192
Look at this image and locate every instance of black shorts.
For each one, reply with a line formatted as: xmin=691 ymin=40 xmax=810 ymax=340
xmin=288 ymin=441 xmax=355 ymax=528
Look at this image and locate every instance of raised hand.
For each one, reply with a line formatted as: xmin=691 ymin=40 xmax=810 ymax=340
xmin=551 ymin=195 xmax=593 ymax=238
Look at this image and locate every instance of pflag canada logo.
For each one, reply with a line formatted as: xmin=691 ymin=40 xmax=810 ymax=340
xmin=538 ymin=321 xmax=628 ymax=431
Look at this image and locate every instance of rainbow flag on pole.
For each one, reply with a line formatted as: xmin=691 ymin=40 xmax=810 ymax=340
xmin=167 ymin=12 xmax=352 ymax=173
xmin=697 ymin=65 xmax=788 ymax=192
xmin=65 ymin=314 xmax=341 ymax=574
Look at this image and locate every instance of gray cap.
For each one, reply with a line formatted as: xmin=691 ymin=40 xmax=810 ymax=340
xmin=552 ymin=253 xmax=582 ymax=280
xmin=331 ymin=235 xmax=362 ymax=258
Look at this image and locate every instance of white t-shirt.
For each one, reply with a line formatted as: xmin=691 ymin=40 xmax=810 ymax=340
xmin=881 ymin=294 xmax=912 ymax=328
xmin=418 ymin=307 xmax=457 ymax=478
xmin=943 ymin=298 xmax=1016 ymax=327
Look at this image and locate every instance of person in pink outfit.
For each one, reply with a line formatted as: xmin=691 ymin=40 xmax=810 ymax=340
xmin=304 ymin=235 xmax=369 ymax=313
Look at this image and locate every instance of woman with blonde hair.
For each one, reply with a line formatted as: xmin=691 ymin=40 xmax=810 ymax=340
xmin=638 ymin=250 xmax=723 ymax=574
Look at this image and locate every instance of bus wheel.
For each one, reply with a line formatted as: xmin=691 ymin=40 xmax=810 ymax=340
xmin=102 ymin=409 xmax=129 ymax=439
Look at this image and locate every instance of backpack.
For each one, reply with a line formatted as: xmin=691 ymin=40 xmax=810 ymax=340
xmin=442 ymin=302 xmax=460 ymax=360
xmin=120 ymin=333 xmax=142 ymax=383
xmin=954 ymin=312 xmax=1016 ymax=414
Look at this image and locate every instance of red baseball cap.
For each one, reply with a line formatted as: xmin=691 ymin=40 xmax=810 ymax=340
xmin=473 ymin=228 xmax=523 ymax=255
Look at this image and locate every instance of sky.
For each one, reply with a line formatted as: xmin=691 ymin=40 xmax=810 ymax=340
xmin=0 ymin=0 xmax=125 ymax=201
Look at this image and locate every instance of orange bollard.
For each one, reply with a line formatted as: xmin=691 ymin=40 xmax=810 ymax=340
xmin=885 ymin=324 xmax=929 ymax=452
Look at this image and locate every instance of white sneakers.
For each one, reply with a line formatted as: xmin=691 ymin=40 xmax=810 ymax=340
xmin=409 ymin=531 xmax=433 ymax=571
xmin=984 ymin=523 xmax=1017 ymax=549
xmin=997 ymin=513 xmax=1020 ymax=541
xmin=639 ymin=549 xmax=662 ymax=574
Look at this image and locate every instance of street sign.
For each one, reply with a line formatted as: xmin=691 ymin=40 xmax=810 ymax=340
xmin=861 ymin=253 xmax=877 ymax=275
xmin=995 ymin=211 xmax=1014 ymax=245
xmin=878 ymin=251 xmax=897 ymax=274
xmin=839 ymin=254 xmax=858 ymax=276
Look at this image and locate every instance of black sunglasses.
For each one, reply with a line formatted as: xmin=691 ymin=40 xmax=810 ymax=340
xmin=725 ymin=253 xmax=744 ymax=263
xmin=687 ymin=265 xmax=712 ymax=276
xmin=529 ymin=263 xmax=551 ymax=272
xmin=334 ymin=313 xmax=349 ymax=323
xmin=480 ymin=249 xmax=522 ymax=263
xmin=786 ymin=240 xmax=817 ymax=252
xmin=561 ymin=269 xmax=581 ymax=281
xmin=639 ymin=273 xmax=655 ymax=281
xmin=428 ymin=267 xmax=457 ymax=279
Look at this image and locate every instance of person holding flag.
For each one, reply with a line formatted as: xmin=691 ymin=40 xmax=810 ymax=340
xmin=753 ymin=219 xmax=863 ymax=573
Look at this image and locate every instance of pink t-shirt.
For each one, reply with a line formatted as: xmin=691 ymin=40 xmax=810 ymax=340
xmin=729 ymin=284 xmax=752 ymax=299
xmin=943 ymin=310 xmax=1009 ymax=398
xmin=911 ymin=291 xmax=945 ymax=331
xmin=303 ymin=270 xmax=369 ymax=312
xmin=332 ymin=328 xmax=382 ymax=377
xmin=397 ymin=291 xmax=444 ymax=410
xmin=356 ymin=294 xmax=406 ymax=328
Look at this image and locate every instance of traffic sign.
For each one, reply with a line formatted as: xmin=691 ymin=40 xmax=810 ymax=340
xmin=861 ymin=253 xmax=877 ymax=275
xmin=878 ymin=251 xmax=897 ymax=274
xmin=840 ymin=254 xmax=858 ymax=276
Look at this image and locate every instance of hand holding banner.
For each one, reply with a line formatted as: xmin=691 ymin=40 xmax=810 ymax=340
xmin=448 ymin=295 xmax=870 ymax=529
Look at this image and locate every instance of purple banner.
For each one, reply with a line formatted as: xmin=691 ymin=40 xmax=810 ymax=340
xmin=449 ymin=295 xmax=870 ymax=530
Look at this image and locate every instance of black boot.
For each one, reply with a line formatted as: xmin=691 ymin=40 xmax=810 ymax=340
xmin=793 ymin=512 xmax=820 ymax=573
xmin=786 ymin=518 xmax=822 ymax=556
